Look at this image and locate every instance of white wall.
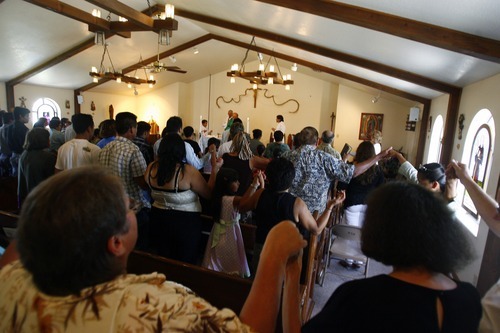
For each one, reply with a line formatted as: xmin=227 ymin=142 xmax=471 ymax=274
xmin=450 ymin=73 xmax=500 ymax=284
xmin=78 ymin=91 xmax=137 ymax=126
xmin=318 ymin=83 xmax=339 ymax=138
xmin=184 ymin=61 xmax=333 ymax=143
xmin=14 ymin=84 xmax=75 ymax=126
xmin=422 ymin=94 xmax=449 ymax=162
xmin=335 ymin=85 xmax=411 ymax=157
xmin=137 ymin=82 xmax=180 ymax=132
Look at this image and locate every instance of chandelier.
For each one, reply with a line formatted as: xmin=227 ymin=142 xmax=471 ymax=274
xmin=157 ymin=4 xmax=176 ymax=45
xmin=89 ymin=44 xmax=156 ymax=87
xmin=227 ymin=37 xmax=294 ymax=90
xmin=90 ymin=3 xmax=178 ymax=46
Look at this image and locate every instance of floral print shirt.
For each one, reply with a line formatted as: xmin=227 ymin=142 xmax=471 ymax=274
xmin=282 ymin=145 xmax=354 ymax=214
xmin=0 ymin=261 xmax=252 ymax=333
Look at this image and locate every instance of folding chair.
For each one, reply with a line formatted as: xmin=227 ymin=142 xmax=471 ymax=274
xmin=329 ymin=224 xmax=368 ymax=279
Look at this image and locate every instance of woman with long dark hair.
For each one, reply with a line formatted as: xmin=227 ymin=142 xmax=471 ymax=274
xmin=338 ymin=141 xmax=385 ymax=227
xmin=221 ymin=131 xmax=269 ymax=196
xmin=202 ymin=168 xmax=250 ymax=277
xmin=145 ymin=133 xmax=220 ymax=264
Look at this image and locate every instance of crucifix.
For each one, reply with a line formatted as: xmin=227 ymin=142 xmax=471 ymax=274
xmin=330 ymin=111 xmax=336 ymax=131
xmin=19 ymin=96 xmax=27 ymax=108
xmin=252 ymin=88 xmax=259 ymax=108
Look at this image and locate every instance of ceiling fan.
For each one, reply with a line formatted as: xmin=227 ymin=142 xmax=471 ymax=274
xmin=142 ymin=45 xmax=187 ymax=74
xmin=146 ymin=61 xmax=187 ymax=74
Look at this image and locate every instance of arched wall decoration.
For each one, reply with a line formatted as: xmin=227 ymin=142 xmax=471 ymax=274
xmin=216 ymin=88 xmax=300 ymax=113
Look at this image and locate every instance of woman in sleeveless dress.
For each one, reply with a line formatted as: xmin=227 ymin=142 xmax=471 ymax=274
xmin=202 ymin=168 xmax=250 ymax=277
xmin=145 ymin=133 xmax=220 ymax=264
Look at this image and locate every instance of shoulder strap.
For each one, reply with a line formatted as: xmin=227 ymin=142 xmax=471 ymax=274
xmin=174 ymin=165 xmax=183 ymax=192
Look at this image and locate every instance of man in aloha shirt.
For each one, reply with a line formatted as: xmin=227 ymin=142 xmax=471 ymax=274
xmin=0 ymin=167 xmax=306 ymax=333
xmin=282 ymin=126 xmax=390 ymax=214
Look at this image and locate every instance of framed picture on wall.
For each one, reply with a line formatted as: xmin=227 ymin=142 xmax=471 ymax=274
xmin=359 ymin=113 xmax=384 ymax=140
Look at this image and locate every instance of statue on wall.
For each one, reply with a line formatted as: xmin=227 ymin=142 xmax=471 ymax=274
xmin=149 ymin=117 xmax=159 ymax=135
xmin=19 ymin=96 xmax=27 ymax=108
xmin=109 ymin=104 xmax=114 ymax=119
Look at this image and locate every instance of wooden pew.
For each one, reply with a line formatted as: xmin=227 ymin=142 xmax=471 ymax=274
xmin=315 ymin=207 xmax=336 ymax=286
xmin=300 ymin=232 xmax=318 ymax=323
xmin=127 ymin=250 xmax=253 ymax=314
xmin=240 ymin=222 xmax=257 ymax=260
xmin=0 ymin=210 xmax=18 ymax=249
xmin=287 ymin=133 xmax=293 ymax=149
xmin=0 ymin=177 xmax=18 ymax=212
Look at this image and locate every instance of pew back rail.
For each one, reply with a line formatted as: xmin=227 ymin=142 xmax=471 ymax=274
xmin=127 ymin=250 xmax=253 ymax=314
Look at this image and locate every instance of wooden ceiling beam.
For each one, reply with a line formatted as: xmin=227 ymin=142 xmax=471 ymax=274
xmin=125 ymin=34 xmax=212 ymax=72
xmin=77 ymin=34 xmax=213 ymax=92
xmin=23 ymin=0 xmax=130 ymax=38
xmin=256 ymin=0 xmax=500 ymax=64
xmin=175 ymin=8 xmax=458 ymax=95
xmin=11 ymin=1 xmax=169 ymax=87
xmin=212 ymin=34 xmax=430 ymax=104
xmin=84 ymin=0 xmax=154 ymax=30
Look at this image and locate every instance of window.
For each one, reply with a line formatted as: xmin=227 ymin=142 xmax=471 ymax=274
xmin=427 ymin=115 xmax=444 ymax=163
xmin=456 ymin=109 xmax=495 ymax=235
xmin=31 ymin=98 xmax=61 ymax=124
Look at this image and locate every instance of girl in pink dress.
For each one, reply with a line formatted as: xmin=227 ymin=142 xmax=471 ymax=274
xmin=202 ymin=168 xmax=250 ymax=277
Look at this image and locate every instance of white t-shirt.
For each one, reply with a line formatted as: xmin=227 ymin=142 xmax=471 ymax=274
xmin=55 ymin=139 xmax=100 ymax=171
xmin=275 ymin=122 xmax=286 ymax=136
xmin=153 ymin=138 xmax=209 ymax=169
xmin=217 ymin=141 xmax=232 ymax=158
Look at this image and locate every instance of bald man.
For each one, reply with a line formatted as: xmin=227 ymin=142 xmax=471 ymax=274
xmin=317 ymin=130 xmax=341 ymax=160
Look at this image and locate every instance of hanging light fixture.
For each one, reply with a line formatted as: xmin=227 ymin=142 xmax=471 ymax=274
xmin=157 ymin=3 xmax=177 ymax=45
xmin=89 ymin=45 xmax=156 ymax=87
xmin=94 ymin=31 xmax=105 ymax=45
xmin=227 ymin=37 xmax=294 ymax=89
xmin=86 ymin=3 xmax=178 ymax=46
xmin=92 ymin=8 xmax=105 ymax=45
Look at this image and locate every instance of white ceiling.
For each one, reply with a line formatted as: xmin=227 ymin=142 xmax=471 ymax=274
xmin=1 ymin=0 xmax=499 ymax=104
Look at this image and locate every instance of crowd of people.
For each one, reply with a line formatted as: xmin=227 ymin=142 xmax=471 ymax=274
xmin=0 ymin=106 xmax=498 ymax=332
